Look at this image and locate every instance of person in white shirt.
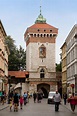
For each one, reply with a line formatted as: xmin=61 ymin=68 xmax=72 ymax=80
xmin=53 ymin=90 xmax=61 ymax=111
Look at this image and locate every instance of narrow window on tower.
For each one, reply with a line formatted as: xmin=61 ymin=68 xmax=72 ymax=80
xmin=40 ymin=68 xmax=45 ymax=78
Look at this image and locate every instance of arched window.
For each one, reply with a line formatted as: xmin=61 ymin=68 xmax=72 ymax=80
xmin=37 ymin=34 xmax=39 ymax=37
xmin=41 ymin=34 xmax=42 ymax=37
xmin=44 ymin=34 xmax=46 ymax=37
xmin=34 ymin=34 xmax=36 ymax=37
xmin=40 ymin=69 xmax=45 ymax=78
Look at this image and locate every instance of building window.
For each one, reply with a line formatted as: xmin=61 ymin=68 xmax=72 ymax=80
xmin=41 ymin=34 xmax=42 ymax=37
xmin=40 ymin=68 xmax=45 ymax=78
xmin=34 ymin=34 xmax=36 ymax=37
xmin=50 ymin=30 xmax=52 ymax=32
xmin=50 ymin=34 xmax=52 ymax=37
xmin=44 ymin=34 xmax=46 ymax=37
xmin=39 ymin=45 xmax=46 ymax=58
xmin=37 ymin=34 xmax=39 ymax=37
xmin=38 ymin=29 xmax=40 ymax=32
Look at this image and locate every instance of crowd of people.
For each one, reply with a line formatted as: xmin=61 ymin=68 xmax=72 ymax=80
xmin=33 ymin=91 xmax=43 ymax=103
xmin=1 ymin=89 xmax=77 ymax=113
xmin=8 ymin=90 xmax=43 ymax=112
xmin=0 ymin=90 xmax=7 ymax=105
xmin=0 ymin=90 xmax=30 ymax=112
xmin=9 ymin=91 xmax=30 ymax=112
xmin=0 ymin=89 xmax=43 ymax=112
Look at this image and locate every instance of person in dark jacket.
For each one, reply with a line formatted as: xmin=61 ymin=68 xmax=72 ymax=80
xmin=33 ymin=91 xmax=37 ymax=103
xmin=13 ymin=92 xmax=19 ymax=112
xmin=63 ymin=92 xmax=67 ymax=105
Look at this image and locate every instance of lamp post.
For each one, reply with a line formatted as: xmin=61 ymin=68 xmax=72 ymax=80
xmin=8 ymin=75 xmax=11 ymax=104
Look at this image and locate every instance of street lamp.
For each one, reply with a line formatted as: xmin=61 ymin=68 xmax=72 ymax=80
xmin=8 ymin=75 xmax=11 ymax=104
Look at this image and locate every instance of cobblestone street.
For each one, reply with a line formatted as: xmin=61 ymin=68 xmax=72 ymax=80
xmin=0 ymin=98 xmax=77 ymax=116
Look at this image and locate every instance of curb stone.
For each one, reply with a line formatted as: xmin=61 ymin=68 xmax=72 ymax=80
xmin=0 ymin=105 xmax=9 ymax=111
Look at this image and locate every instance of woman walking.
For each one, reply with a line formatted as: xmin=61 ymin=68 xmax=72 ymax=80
xmin=68 ymin=93 xmax=77 ymax=112
xmin=19 ymin=96 xmax=24 ymax=109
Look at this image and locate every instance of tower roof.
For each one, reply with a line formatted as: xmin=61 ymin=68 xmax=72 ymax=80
xmin=35 ymin=6 xmax=46 ymax=24
xmin=28 ymin=23 xmax=58 ymax=30
xmin=24 ymin=6 xmax=58 ymax=36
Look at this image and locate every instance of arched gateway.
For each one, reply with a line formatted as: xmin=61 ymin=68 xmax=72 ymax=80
xmin=37 ymin=83 xmax=50 ymax=98
xmin=24 ymin=7 xmax=58 ymax=95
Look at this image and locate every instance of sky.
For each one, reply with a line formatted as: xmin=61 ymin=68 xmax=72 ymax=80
xmin=0 ymin=0 xmax=77 ymax=63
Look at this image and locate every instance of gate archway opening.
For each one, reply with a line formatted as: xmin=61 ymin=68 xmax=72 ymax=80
xmin=37 ymin=83 xmax=50 ymax=98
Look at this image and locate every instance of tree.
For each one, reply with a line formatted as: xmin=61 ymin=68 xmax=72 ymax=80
xmin=16 ymin=45 xmax=26 ymax=71
xmin=5 ymin=36 xmax=26 ymax=71
xmin=56 ymin=62 xmax=62 ymax=72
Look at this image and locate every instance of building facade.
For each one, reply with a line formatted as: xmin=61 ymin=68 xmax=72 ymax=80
xmin=65 ymin=24 xmax=77 ymax=96
xmin=61 ymin=42 xmax=67 ymax=97
xmin=24 ymin=11 xmax=58 ymax=97
xmin=0 ymin=20 xmax=9 ymax=94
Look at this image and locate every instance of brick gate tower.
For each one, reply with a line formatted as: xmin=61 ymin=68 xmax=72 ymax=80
xmin=24 ymin=8 xmax=58 ymax=97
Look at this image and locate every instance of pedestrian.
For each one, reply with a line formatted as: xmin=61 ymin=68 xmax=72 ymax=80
xmin=13 ymin=92 xmax=19 ymax=112
xmin=37 ymin=91 xmax=42 ymax=103
xmin=53 ymin=90 xmax=61 ymax=112
xmin=0 ymin=90 xmax=2 ymax=104
xmin=27 ymin=91 xmax=29 ymax=103
xmin=63 ymin=92 xmax=67 ymax=105
xmin=1 ymin=91 xmax=5 ymax=105
xmin=33 ymin=91 xmax=37 ymax=103
xmin=9 ymin=97 xmax=13 ymax=111
xmin=68 ymin=93 xmax=77 ymax=112
xmin=23 ymin=92 xmax=27 ymax=105
xmin=19 ymin=96 xmax=24 ymax=109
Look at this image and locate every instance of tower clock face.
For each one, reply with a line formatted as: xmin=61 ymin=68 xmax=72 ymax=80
xmin=39 ymin=47 xmax=46 ymax=58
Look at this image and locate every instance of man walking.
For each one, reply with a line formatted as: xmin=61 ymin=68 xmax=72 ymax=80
xmin=53 ymin=90 xmax=61 ymax=112
xmin=23 ymin=92 xmax=27 ymax=105
xmin=63 ymin=92 xmax=67 ymax=105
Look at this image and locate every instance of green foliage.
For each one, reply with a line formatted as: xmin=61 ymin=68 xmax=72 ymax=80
xmin=56 ymin=62 xmax=62 ymax=72
xmin=5 ymin=36 xmax=26 ymax=71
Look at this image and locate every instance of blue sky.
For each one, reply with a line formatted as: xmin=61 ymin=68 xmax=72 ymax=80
xmin=0 ymin=0 xmax=77 ymax=63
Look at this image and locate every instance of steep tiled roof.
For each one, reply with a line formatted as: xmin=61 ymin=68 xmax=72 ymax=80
xmin=28 ymin=23 xmax=58 ymax=30
xmin=8 ymin=71 xmax=29 ymax=78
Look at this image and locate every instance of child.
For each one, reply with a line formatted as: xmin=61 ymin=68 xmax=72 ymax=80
xmin=19 ymin=96 xmax=24 ymax=109
xmin=9 ymin=98 xmax=13 ymax=111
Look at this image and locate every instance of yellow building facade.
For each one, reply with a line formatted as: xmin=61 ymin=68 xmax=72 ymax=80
xmin=61 ymin=42 xmax=67 ymax=97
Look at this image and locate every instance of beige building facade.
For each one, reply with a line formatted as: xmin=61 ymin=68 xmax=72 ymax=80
xmin=0 ymin=20 xmax=9 ymax=93
xmin=66 ymin=24 xmax=77 ymax=96
xmin=61 ymin=42 xmax=67 ymax=97
xmin=61 ymin=24 xmax=77 ymax=96
xmin=24 ymin=11 xmax=58 ymax=97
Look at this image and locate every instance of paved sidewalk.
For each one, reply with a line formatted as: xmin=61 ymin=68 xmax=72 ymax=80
xmin=61 ymin=99 xmax=77 ymax=113
xmin=0 ymin=103 xmax=9 ymax=111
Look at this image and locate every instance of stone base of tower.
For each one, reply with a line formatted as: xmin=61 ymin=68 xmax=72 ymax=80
xmin=26 ymin=78 xmax=58 ymax=98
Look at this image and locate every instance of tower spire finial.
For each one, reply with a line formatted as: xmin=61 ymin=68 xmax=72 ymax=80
xmin=35 ymin=0 xmax=46 ymax=24
xmin=40 ymin=5 xmax=41 ymax=15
